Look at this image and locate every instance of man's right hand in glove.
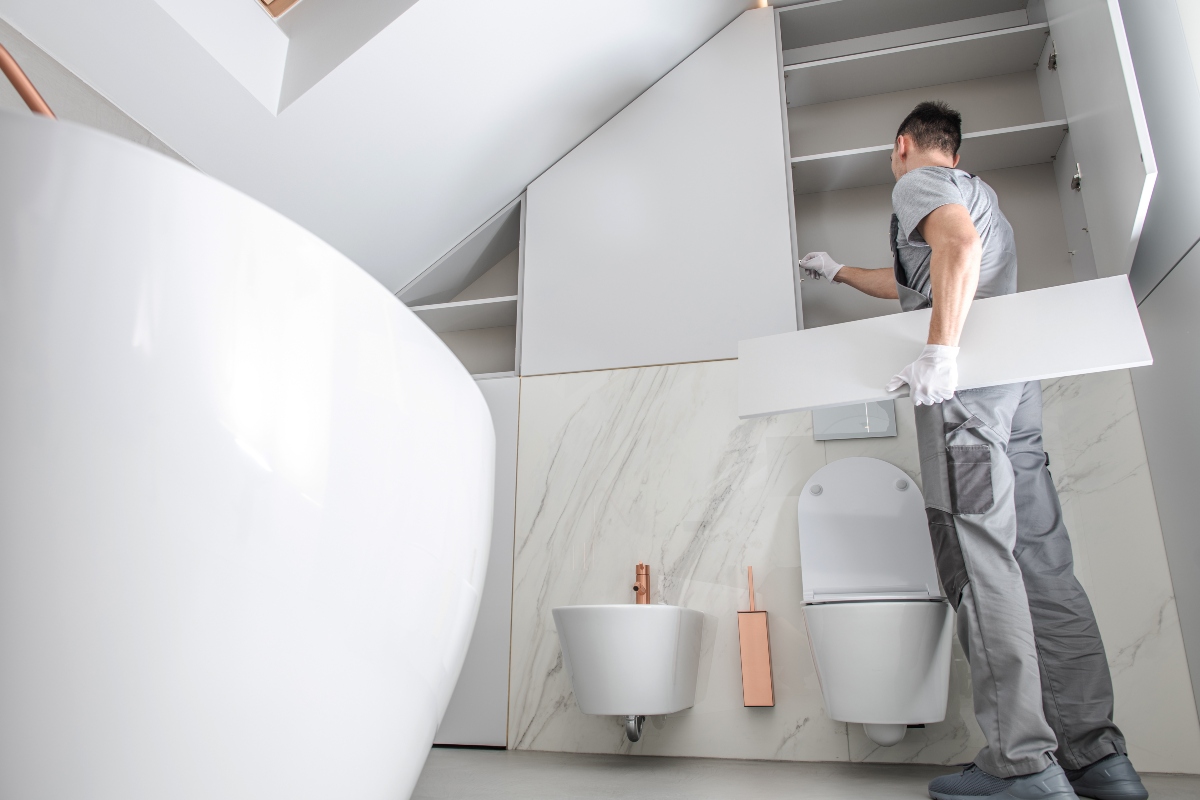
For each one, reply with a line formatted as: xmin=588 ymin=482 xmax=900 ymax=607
xmin=800 ymin=251 xmax=844 ymax=283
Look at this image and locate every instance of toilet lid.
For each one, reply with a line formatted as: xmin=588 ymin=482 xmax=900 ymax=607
xmin=797 ymin=457 xmax=943 ymax=603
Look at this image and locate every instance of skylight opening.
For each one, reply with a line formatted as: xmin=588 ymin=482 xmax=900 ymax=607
xmin=257 ymin=0 xmax=302 ymax=20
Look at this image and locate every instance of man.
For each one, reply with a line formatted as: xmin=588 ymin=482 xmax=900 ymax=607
xmin=800 ymin=102 xmax=1148 ymax=800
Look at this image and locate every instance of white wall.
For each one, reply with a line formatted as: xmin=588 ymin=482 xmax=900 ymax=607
xmin=0 ymin=18 xmax=180 ymax=161
xmin=1118 ymin=0 xmax=1200 ymax=721
xmin=520 ymin=8 xmax=797 ymax=376
xmin=1130 ymin=245 xmax=1200 ymax=722
xmin=508 ymin=360 xmax=1200 ymax=771
xmin=1120 ymin=0 xmax=1200 ymax=301
xmin=0 ymin=0 xmax=752 ymax=293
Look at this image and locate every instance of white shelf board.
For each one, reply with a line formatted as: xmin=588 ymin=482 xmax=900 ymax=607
xmin=782 ymin=10 xmax=1030 ymax=66
xmin=738 ymin=276 xmax=1152 ymax=418
xmin=410 ymin=295 xmax=518 ymax=333
xmin=784 ymin=23 xmax=1048 ymax=107
xmin=791 ymin=120 xmax=1068 ymax=195
xmin=777 ymin=0 xmax=1027 ymax=51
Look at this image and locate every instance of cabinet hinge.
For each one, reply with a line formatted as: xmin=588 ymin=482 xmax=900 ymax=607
xmin=1048 ymin=45 xmax=1058 ymax=71
xmin=1071 ymin=164 xmax=1082 ymax=191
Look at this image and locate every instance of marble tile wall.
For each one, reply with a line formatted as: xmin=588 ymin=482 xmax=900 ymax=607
xmin=508 ymin=360 xmax=1200 ymax=772
xmin=1041 ymin=370 xmax=1200 ymax=773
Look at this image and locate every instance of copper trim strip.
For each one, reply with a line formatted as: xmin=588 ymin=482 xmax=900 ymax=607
xmin=0 ymin=42 xmax=54 ymax=119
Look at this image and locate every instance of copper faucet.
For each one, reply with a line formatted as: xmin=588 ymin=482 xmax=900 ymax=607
xmin=0 ymin=43 xmax=55 ymax=119
xmin=634 ymin=562 xmax=649 ymax=604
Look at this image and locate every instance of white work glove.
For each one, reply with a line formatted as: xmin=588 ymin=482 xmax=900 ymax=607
xmin=799 ymin=251 xmax=844 ymax=283
xmin=886 ymin=344 xmax=959 ymax=405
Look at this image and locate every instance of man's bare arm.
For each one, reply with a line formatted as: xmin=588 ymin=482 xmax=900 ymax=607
xmin=919 ymin=204 xmax=981 ymax=346
xmin=832 ymin=267 xmax=899 ymax=299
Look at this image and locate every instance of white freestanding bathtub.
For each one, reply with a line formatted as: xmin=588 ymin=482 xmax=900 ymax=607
xmin=0 ymin=110 xmax=494 ymax=800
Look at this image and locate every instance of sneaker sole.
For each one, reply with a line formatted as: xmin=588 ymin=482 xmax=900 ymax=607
xmin=1071 ymin=783 xmax=1148 ymax=800
xmin=930 ymin=782 xmax=1080 ymax=800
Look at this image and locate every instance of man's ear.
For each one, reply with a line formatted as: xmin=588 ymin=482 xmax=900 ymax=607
xmin=895 ymin=135 xmax=907 ymax=157
xmin=951 ymin=152 xmax=961 ymax=168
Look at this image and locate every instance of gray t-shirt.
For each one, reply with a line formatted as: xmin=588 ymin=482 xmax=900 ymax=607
xmin=891 ymin=166 xmax=1017 ymax=309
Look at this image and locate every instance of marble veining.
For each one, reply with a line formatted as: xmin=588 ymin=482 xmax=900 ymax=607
xmin=509 ymin=361 xmax=846 ymax=761
xmin=1042 ymin=370 xmax=1200 ymax=773
xmin=509 ymin=361 xmax=1200 ymax=773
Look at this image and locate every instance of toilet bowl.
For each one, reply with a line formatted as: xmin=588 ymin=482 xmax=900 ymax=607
xmin=798 ymin=457 xmax=953 ymax=747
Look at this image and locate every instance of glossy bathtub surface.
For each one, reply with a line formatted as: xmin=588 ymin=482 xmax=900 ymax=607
xmin=553 ymin=604 xmax=704 ymax=716
xmin=0 ymin=111 xmax=494 ymax=800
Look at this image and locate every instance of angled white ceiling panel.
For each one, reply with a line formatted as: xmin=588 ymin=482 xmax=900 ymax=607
xmin=151 ymin=0 xmax=288 ymax=111
xmin=0 ymin=0 xmax=750 ymax=292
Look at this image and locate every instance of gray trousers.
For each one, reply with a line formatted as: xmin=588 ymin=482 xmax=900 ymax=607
xmin=914 ymin=381 xmax=1126 ymax=777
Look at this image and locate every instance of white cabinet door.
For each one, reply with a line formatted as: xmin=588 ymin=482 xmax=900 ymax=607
xmin=520 ymin=7 xmax=797 ymax=376
xmin=434 ymin=375 xmax=519 ymax=746
xmin=1046 ymin=0 xmax=1157 ymax=277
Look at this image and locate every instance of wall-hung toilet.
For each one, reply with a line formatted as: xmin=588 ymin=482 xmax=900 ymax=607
xmin=797 ymin=457 xmax=953 ymax=747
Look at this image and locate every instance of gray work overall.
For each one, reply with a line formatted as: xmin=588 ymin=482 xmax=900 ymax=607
xmin=890 ymin=213 xmax=1127 ymax=777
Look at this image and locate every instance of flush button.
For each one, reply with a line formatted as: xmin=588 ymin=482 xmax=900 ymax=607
xmin=895 ymin=479 xmax=909 ymax=491
xmin=809 ymin=484 xmax=823 ymax=496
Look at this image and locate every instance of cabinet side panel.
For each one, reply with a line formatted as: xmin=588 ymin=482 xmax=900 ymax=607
xmin=520 ymin=8 xmax=797 ymax=376
xmin=774 ymin=8 xmax=802 ymax=330
xmin=435 ymin=376 xmax=520 ymax=746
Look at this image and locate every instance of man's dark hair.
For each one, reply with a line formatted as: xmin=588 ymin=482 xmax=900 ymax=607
xmin=896 ymin=101 xmax=962 ymax=156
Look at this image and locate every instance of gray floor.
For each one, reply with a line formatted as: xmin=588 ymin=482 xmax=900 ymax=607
xmin=414 ymin=747 xmax=1200 ymax=800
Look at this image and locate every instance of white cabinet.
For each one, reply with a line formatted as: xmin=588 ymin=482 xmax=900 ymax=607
xmin=434 ymin=375 xmax=519 ymax=746
xmin=398 ymin=197 xmax=525 ymax=377
xmin=739 ymin=0 xmax=1158 ymax=415
xmin=519 ymin=7 xmax=799 ymax=376
xmin=779 ymin=0 xmax=1155 ymax=329
xmin=399 ymin=1 xmax=1154 ymax=374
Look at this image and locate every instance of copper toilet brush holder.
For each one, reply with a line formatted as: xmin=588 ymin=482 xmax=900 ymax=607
xmin=737 ymin=566 xmax=775 ymax=707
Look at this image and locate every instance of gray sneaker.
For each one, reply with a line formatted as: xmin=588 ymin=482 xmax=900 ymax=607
xmin=928 ymin=763 xmax=1079 ymax=800
xmin=1064 ymin=754 xmax=1148 ymax=800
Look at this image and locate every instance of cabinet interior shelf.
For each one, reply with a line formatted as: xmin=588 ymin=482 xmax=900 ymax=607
xmin=411 ymin=295 xmax=518 ymax=333
xmin=784 ymin=23 xmax=1048 ymax=107
xmin=777 ymin=0 xmax=1027 ymax=53
xmin=791 ymin=119 xmax=1068 ymax=195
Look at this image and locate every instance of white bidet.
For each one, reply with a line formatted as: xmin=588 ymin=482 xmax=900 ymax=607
xmin=553 ymin=605 xmax=703 ymax=741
